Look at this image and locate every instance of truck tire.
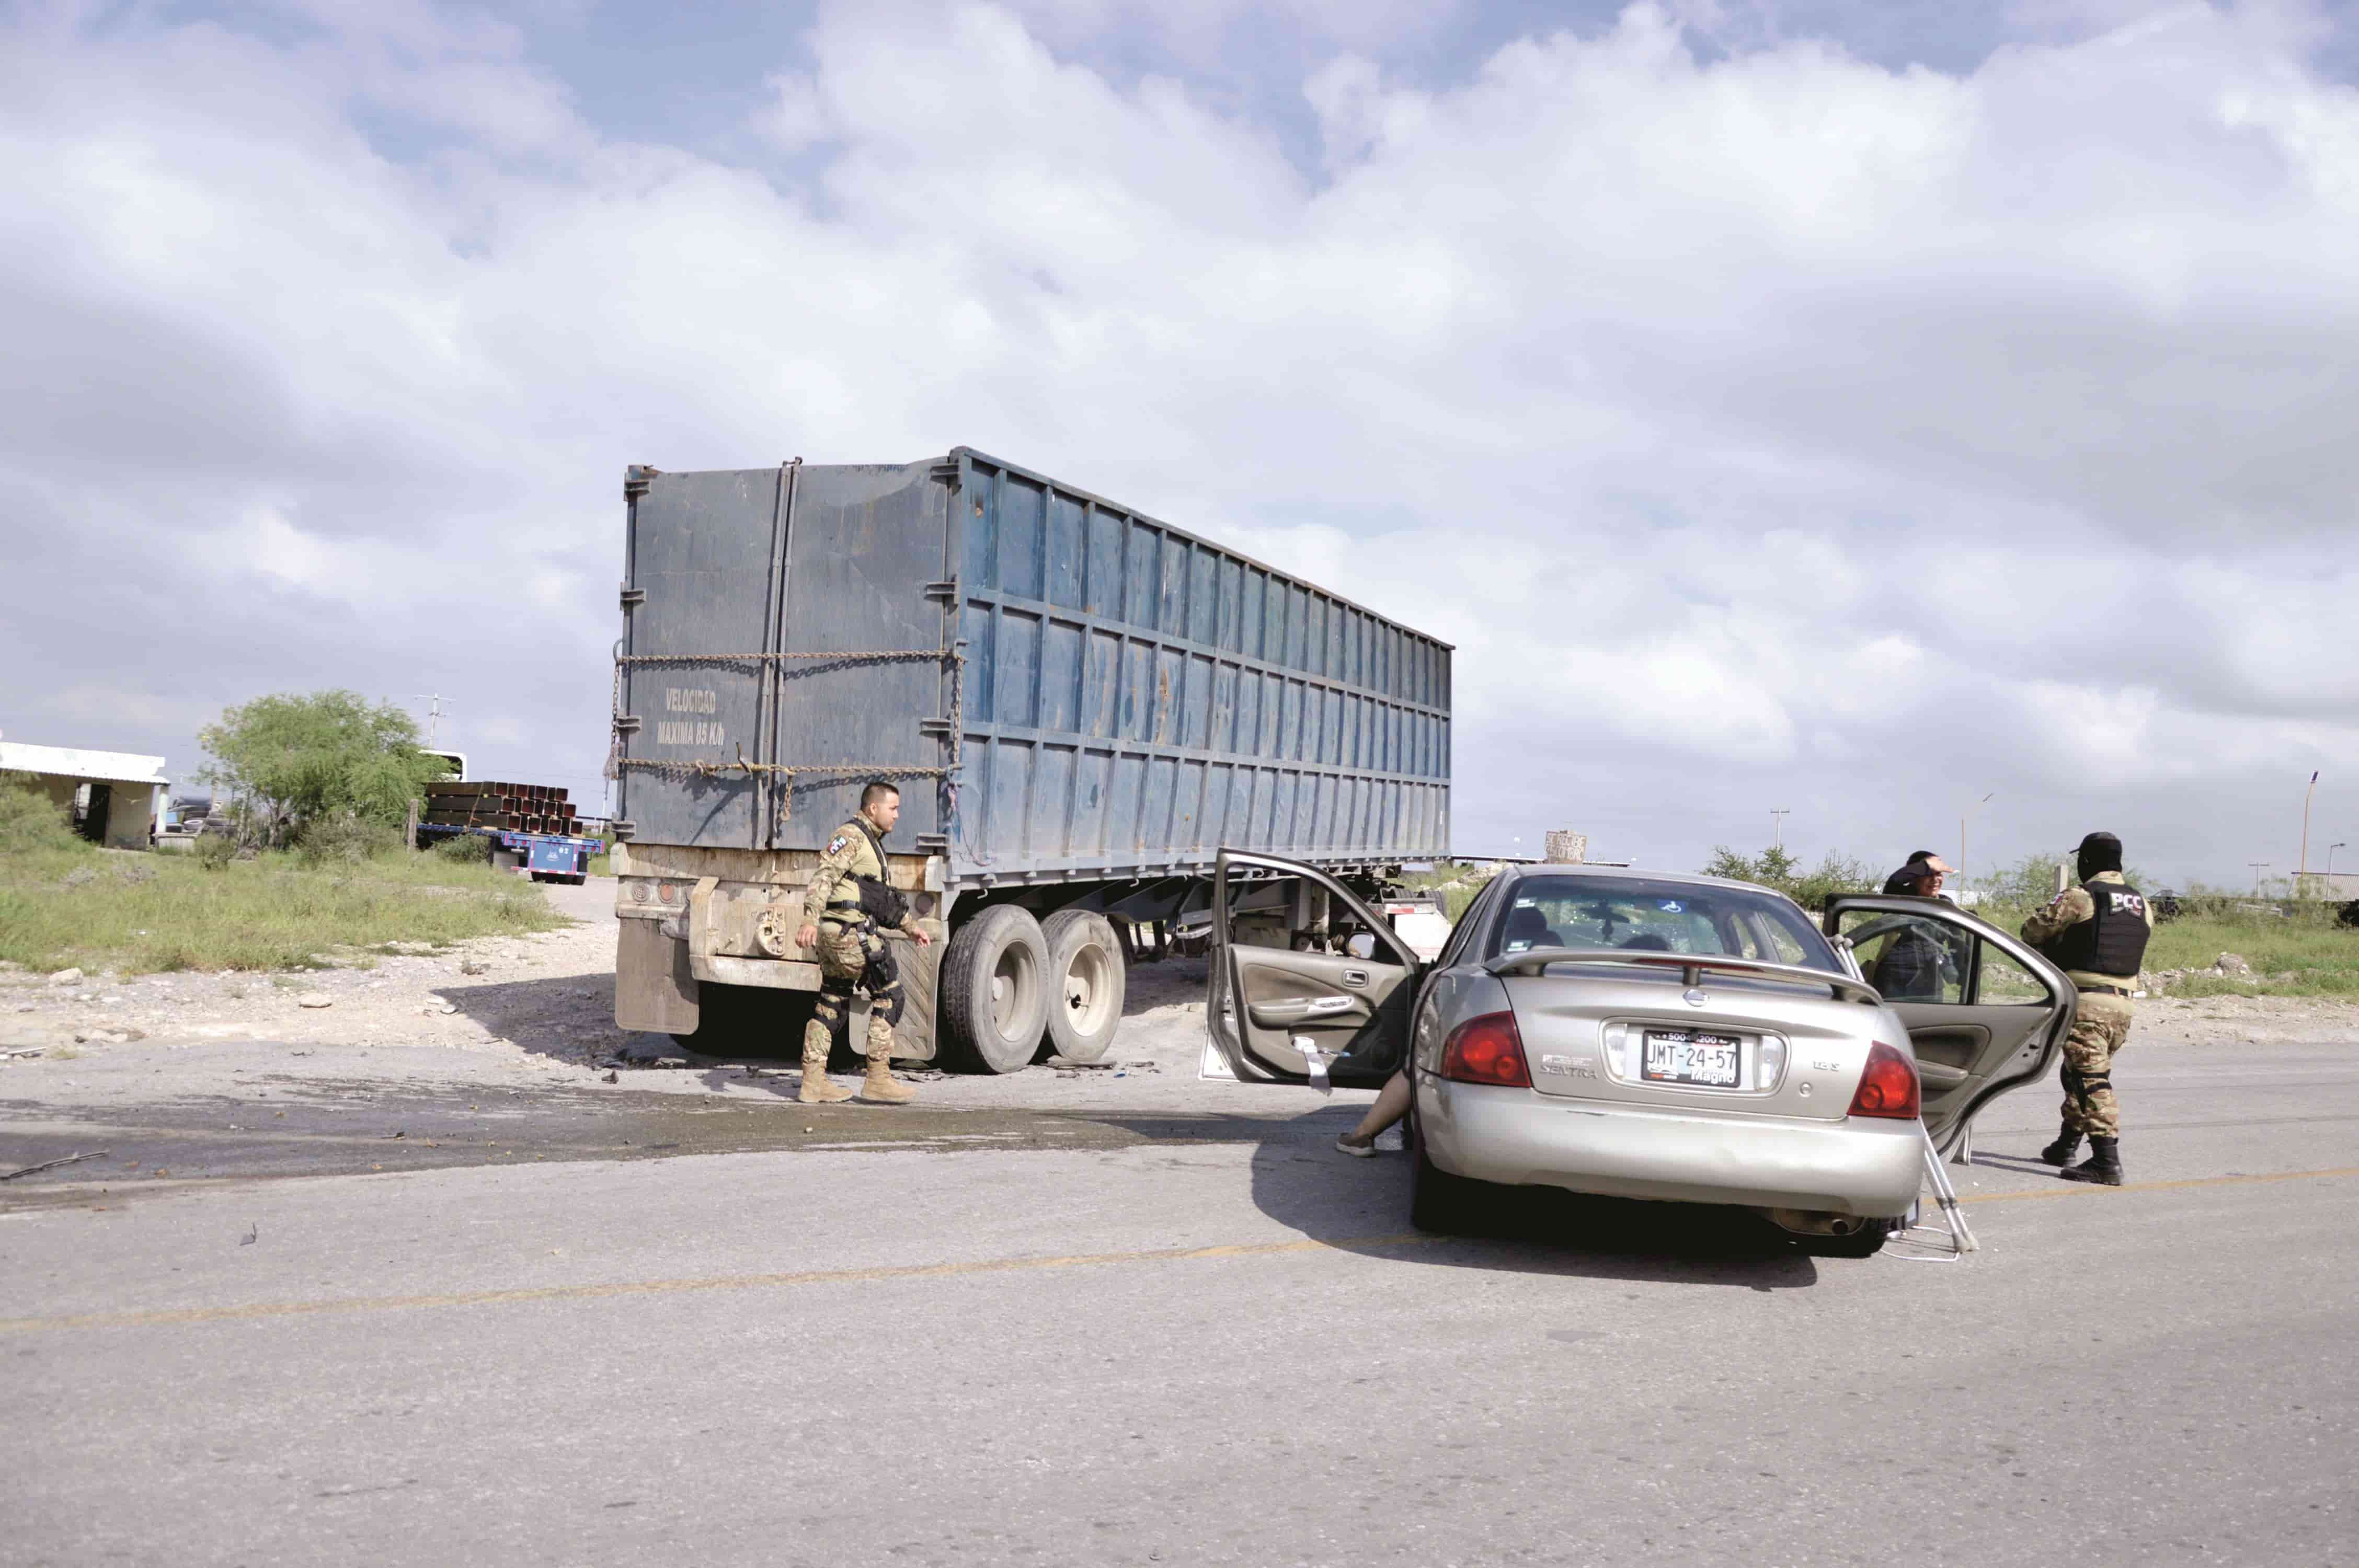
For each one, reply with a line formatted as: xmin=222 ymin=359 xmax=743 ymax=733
xmin=1040 ymin=909 xmax=1124 ymax=1063
xmin=940 ymin=905 xmax=1050 ymax=1074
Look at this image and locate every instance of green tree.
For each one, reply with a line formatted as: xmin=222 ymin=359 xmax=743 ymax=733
xmin=1702 ymin=844 xmax=1874 ymax=910
xmin=197 ymin=691 xmax=450 ymax=848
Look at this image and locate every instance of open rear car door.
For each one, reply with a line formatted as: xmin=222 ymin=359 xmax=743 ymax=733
xmin=1204 ymin=850 xmax=1421 ymax=1090
xmin=1823 ymin=896 xmax=2078 ymax=1151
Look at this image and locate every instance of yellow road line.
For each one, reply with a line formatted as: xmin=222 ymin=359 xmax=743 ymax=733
xmin=5 ymin=1164 xmax=2354 ymax=1336
xmin=0 ymin=1231 xmax=1439 ymax=1335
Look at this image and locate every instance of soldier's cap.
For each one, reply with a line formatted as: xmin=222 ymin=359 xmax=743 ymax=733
xmin=2076 ymin=832 xmax=2124 ymax=874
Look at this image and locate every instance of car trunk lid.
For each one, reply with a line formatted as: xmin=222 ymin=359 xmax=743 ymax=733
xmin=1488 ymin=950 xmax=1886 ymax=1122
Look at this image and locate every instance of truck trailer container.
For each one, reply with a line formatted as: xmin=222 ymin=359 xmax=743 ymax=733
xmin=608 ymin=448 xmax=1452 ymax=1070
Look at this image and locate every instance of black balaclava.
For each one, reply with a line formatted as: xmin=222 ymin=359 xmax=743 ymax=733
xmin=2077 ymin=832 xmax=2124 ymax=880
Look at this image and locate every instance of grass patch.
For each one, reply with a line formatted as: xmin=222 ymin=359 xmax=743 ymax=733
xmin=1975 ymin=898 xmax=2359 ymax=998
xmin=0 ymin=846 xmax=566 ymax=976
xmin=2145 ymin=912 xmax=2359 ymax=997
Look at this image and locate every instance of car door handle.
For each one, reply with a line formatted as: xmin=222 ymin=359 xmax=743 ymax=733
xmin=1342 ymin=970 xmax=1369 ymax=987
xmin=1253 ymin=996 xmax=1356 ymax=1022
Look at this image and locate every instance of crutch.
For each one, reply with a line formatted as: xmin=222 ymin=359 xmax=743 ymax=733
xmin=1887 ymin=1120 xmax=1978 ymax=1261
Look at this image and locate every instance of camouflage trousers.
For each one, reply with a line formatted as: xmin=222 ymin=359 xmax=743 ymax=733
xmin=801 ymin=917 xmax=904 ymax=1064
xmin=2058 ymin=990 xmax=2135 ymax=1139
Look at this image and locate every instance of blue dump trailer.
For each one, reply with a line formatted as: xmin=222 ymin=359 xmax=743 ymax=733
xmin=609 ymin=448 xmax=1451 ymax=1069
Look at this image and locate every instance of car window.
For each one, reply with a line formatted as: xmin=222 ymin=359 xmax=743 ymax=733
xmin=1488 ymin=875 xmax=1842 ymax=973
xmin=1750 ymin=911 xmax=1813 ymax=966
xmin=1836 ymin=909 xmax=1968 ymax=1003
xmin=1974 ymin=942 xmax=2049 ymax=1004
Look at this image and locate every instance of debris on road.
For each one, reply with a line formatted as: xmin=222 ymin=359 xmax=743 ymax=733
xmin=297 ymin=992 xmax=334 ymax=1009
xmin=47 ymin=968 xmax=83 ymax=986
xmin=2 ymin=1149 xmax=109 ymax=1181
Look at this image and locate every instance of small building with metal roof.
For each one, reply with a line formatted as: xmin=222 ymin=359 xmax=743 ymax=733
xmin=0 ymin=741 xmax=170 ymax=850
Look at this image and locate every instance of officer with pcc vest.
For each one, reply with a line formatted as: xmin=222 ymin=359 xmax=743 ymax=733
xmin=2019 ymin=832 xmax=2151 ymax=1185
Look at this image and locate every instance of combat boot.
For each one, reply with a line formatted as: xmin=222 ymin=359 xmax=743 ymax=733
xmin=798 ymin=1046 xmax=853 ymax=1105
xmin=861 ymin=1055 xmax=915 ymax=1105
xmin=2057 ymin=1135 xmax=2122 ymax=1186
xmin=2039 ymin=1122 xmax=2083 ymax=1166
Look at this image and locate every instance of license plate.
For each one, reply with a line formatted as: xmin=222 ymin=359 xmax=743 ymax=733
xmin=1641 ymin=1029 xmax=1742 ymax=1087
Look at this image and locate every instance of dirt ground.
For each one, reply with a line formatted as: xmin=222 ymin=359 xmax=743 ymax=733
xmin=0 ymin=879 xmax=1244 ymax=1121
xmin=4 ymin=877 xmax=2355 ymax=1124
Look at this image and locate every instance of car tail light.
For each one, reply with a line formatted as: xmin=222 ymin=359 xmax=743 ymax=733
xmin=1848 ymin=1041 xmax=1920 ymax=1120
xmin=1440 ymin=1011 xmax=1531 ymax=1088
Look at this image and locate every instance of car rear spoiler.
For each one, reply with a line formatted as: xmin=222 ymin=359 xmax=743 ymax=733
xmin=1483 ymin=947 xmax=1885 ymax=1007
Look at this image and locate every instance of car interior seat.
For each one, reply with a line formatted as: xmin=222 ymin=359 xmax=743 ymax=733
xmin=1618 ymin=933 xmax=1674 ymax=951
xmin=1503 ymin=906 xmax=1563 ymax=951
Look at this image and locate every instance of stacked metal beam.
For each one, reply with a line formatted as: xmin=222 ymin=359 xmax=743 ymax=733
xmin=422 ymin=781 xmax=586 ymax=836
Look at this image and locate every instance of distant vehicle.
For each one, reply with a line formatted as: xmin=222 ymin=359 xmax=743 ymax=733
xmin=1205 ymin=856 xmax=2077 ymax=1255
xmin=1378 ymin=892 xmax=1453 ymax=961
xmin=411 ymin=753 xmax=601 ymax=885
xmin=2152 ymin=889 xmax=2183 ymax=922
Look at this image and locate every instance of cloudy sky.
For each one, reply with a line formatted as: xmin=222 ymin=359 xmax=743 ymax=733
xmin=4 ymin=0 xmax=2355 ymax=887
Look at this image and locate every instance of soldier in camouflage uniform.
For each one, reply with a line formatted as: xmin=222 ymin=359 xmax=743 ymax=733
xmin=792 ymin=781 xmax=932 ymax=1106
xmin=2020 ymin=832 xmax=2152 ymax=1185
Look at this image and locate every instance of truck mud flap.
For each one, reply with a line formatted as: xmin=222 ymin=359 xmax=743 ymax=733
xmin=616 ymin=918 xmax=700 ymax=1035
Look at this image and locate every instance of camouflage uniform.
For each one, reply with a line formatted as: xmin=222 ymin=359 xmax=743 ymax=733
xmin=2020 ymin=871 xmax=2150 ymax=1140
xmin=800 ymin=817 xmax=923 ymax=1068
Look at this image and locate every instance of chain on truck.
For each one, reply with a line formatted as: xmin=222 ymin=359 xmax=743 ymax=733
xmin=606 ymin=449 xmax=1453 ymax=1072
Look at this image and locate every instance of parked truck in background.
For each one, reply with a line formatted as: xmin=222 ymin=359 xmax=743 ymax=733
xmin=413 ymin=750 xmax=605 ymax=884
xmin=608 ymin=449 xmax=1452 ymax=1070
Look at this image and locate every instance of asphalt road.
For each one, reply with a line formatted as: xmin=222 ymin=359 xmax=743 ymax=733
xmin=4 ymin=1037 xmax=2355 ymax=1566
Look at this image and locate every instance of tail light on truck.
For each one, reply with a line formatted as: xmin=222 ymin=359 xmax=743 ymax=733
xmin=1440 ymin=1011 xmax=1531 ymax=1088
xmin=1848 ymin=1041 xmax=1921 ymax=1120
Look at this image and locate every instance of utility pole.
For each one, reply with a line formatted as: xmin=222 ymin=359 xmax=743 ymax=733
xmin=2249 ymin=861 xmax=2271 ymax=896
xmin=1961 ymin=792 xmax=1994 ymax=885
xmin=2298 ymin=770 xmax=2319 ymax=890
xmin=2330 ymin=842 xmax=2347 ymax=875
xmin=413 ymin=694 xmax=452 ymax=746
xmin=1769 ymin=809 xmax=1790 ymax=850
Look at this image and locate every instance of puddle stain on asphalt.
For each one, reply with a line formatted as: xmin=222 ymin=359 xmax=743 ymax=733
xmin=0 ymin=1084 xmax=1326 ymax=1208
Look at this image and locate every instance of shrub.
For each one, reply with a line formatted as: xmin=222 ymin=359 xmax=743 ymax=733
xmin=193 ymin=832 xmax=241 ymax=870
xmin=432 ymin=832 xmax=494 ymax=864
xmin=0 ymin=774 xmax=87 ymax=855
xmin=296 ymin=812 xmax=402 ymax=866
xmin=1701 ymin=845 xmax=1876 ymax=911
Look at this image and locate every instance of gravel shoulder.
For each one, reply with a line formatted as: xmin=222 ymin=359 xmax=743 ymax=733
xmin=4 ymin=878 xmax=2355 ymax=1126
xmin=0 ymin=879 xmax=1275 ymax=1121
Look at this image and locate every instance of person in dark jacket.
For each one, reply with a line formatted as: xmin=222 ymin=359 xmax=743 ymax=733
xmin=1871 ymin=856 xmax=1959 ymax=999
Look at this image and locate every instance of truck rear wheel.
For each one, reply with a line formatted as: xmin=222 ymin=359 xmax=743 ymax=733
xmin=940 ymin=905 xmax=1049 ymax=1073
xmin=1040 ymin=909 xmax=1124 ymax=1063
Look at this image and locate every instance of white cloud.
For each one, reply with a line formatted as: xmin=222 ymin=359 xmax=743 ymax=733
xmin=2 ymin=0 xmax=2355 ymax=879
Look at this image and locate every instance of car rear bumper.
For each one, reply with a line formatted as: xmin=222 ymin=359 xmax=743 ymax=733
xmin=1418 ymin=1076 xmax=1924 ymax=1218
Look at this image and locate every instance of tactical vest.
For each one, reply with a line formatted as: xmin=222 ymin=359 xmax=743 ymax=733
xmin=2044 ymin=879 xmax=2150 ymax=978
xmin=828 ymin=818 xmax=909 ymax=929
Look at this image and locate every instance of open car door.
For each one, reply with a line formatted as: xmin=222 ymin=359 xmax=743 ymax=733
xmin=1824 ymin=895 xmax=2078 ymax=1151
xmin=1204 ymin=850 xmax=1421 ymax=1090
